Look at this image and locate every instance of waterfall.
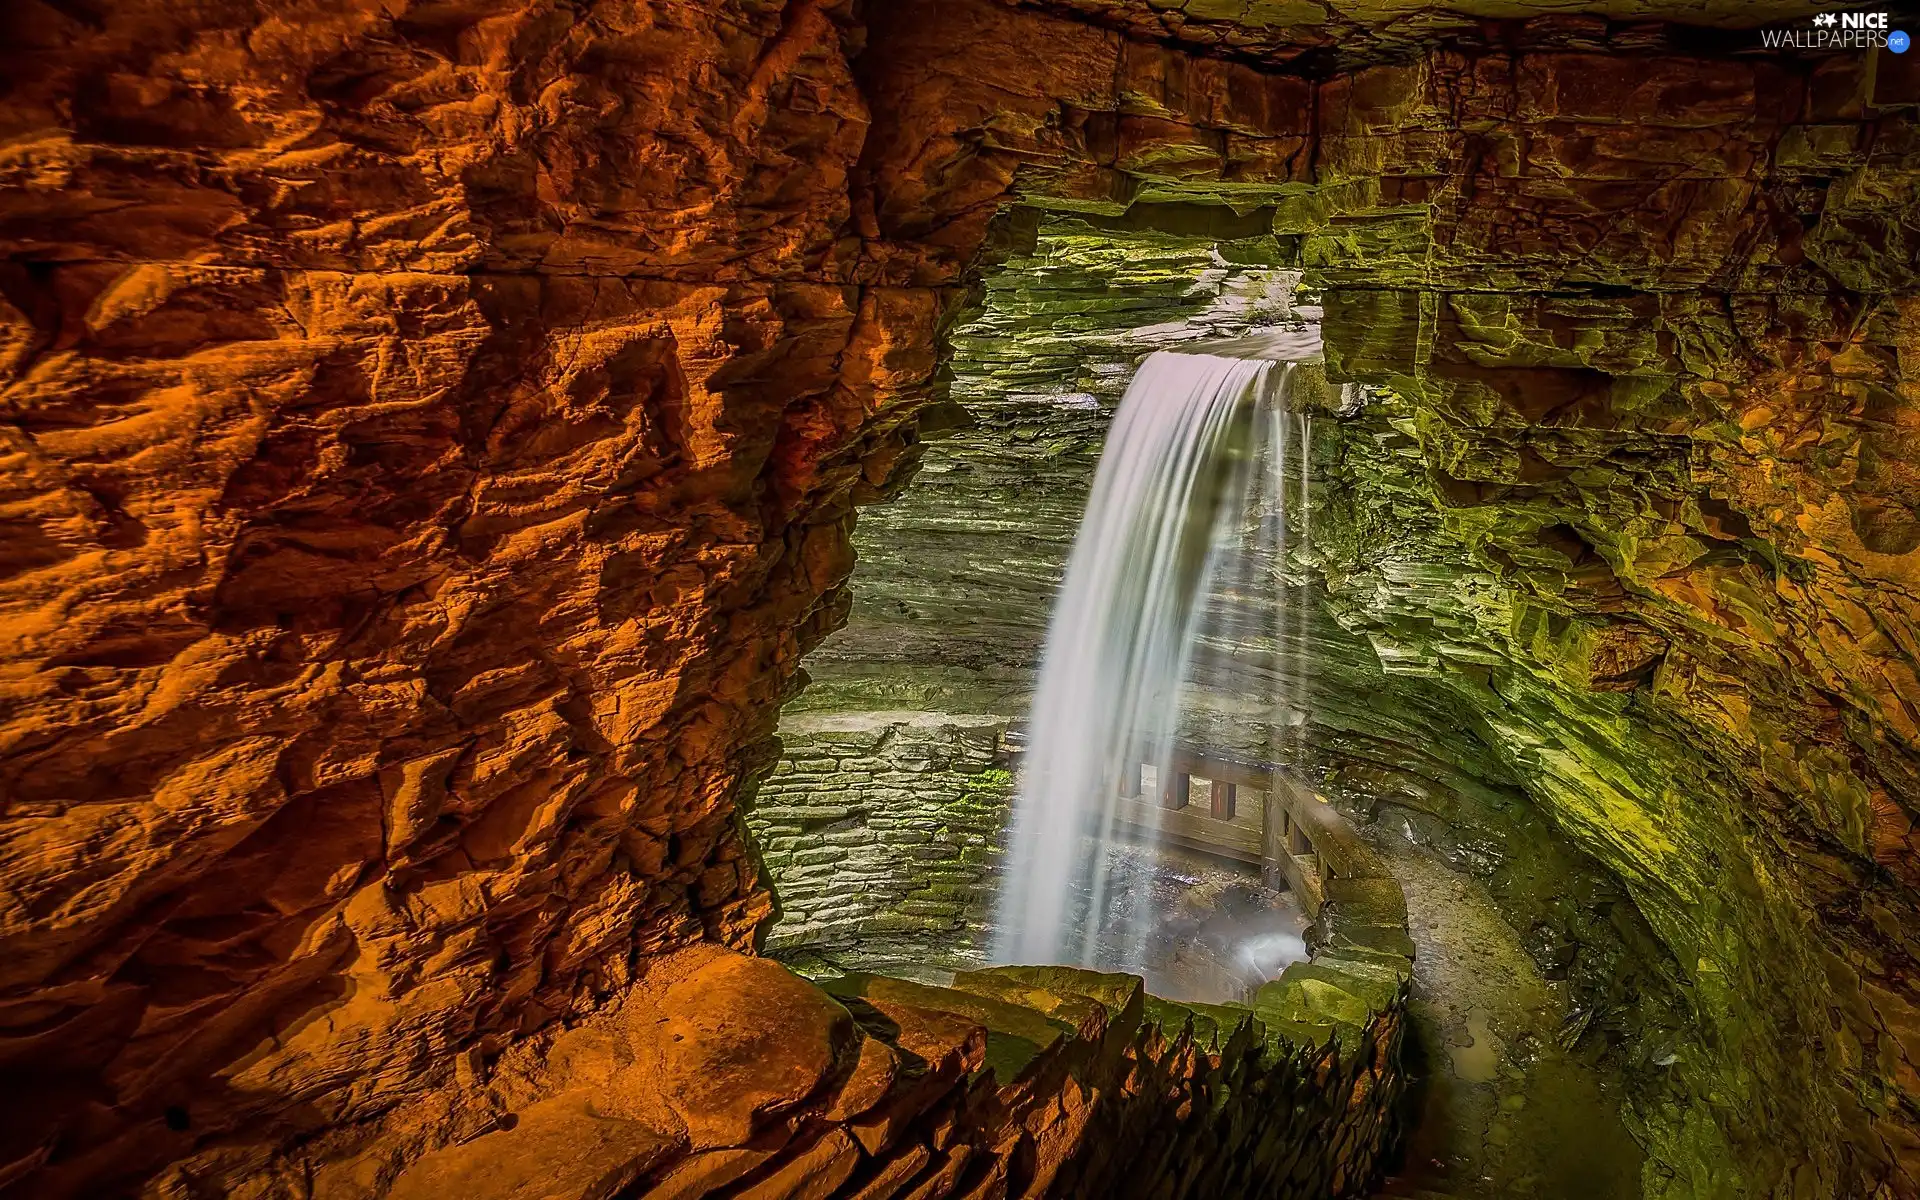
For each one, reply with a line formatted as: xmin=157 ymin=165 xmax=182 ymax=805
xmin=992 ymin=349 xmax=1310 ymax=970
xmin=1261 ymin=405 xmax=1313 ymax=881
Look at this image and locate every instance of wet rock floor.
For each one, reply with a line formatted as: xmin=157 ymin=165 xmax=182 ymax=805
xmin=778 ymin=823 xmax=1642 ymax=1199
xmin=1367 ymin=833 xmax=1644 ymax=1200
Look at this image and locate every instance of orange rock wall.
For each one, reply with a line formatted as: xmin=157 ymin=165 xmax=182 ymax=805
xmin=1 ymin=0 xmax=1917 ymax=1194
xmin=0 ymin=0 xmax=912 ymax=1191
xmin=0 ymin=1 xmax=1325 ymax=1192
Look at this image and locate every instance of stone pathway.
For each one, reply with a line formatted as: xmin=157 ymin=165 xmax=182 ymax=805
xmin=1368 ymin=836 xmax=1644 ymax=1200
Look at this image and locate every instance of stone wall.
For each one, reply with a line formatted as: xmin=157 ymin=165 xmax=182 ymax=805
xmin=746 ymin=714 xmax=1014 ymax=968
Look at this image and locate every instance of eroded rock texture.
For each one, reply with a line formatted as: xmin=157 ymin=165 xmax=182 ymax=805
xmin=0 ymin=0 xmax=910 ymax=1192
xmin=1294 ymin=51 xmax=1920 ymax=1200
xmin=1 ymin=0 xmax=1917 ymax=1195
xmin=388 ymin=952 xmax=1406 ymax=1200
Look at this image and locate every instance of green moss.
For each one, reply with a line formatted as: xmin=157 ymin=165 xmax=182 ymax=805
xmin=1310 ymin=382 xmax=1894 ymax=1199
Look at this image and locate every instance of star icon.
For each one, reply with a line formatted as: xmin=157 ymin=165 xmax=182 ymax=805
xmin=1813 ymin=12 xmax=1838 ymax=25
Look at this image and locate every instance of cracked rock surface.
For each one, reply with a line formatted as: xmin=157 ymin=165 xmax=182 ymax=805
xmin=1 ymin=0 xmax=1917 ymax=1195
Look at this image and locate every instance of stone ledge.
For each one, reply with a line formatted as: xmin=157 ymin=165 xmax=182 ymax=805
xmin=382 ymin=945 xmax=1406 ymax=1200
xmin=1261 ymin=773 xmax=1417 ymax=1058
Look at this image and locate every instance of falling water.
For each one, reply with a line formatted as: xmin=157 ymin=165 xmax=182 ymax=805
xmin=992 ymin=349 xmax=1311 ymax=970
xmin=1293 ymin=411 xmax=1314 ymax=758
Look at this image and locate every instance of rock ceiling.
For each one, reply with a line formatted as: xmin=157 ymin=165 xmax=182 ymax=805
xmin=1011 ymin=0 xmax=1835 ymax=62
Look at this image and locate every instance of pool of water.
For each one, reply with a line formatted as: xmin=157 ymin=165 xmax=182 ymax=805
xmin=1072 ymin=841 xmax=1310 ymax=1006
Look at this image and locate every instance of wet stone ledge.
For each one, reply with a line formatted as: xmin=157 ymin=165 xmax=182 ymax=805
xmin=723 ymin=730 xmax=1415 ymax=1200
xmin=386 ymin=947 xmax=1409 ymax=1200
xmin=1262 ymin=782 xmax=1420 ymax=1057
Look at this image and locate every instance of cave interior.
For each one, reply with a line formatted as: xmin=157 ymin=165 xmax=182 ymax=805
xmin=1 ymin=0 xmax=1918 ymax=1198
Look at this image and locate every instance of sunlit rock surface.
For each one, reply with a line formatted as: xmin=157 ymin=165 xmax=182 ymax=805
xmin=0 ymin=0 xmax=1916 ymax=1194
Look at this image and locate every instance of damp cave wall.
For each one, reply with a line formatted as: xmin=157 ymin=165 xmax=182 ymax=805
xmin=0 ymin=0 xmax=1917 ymax=1195
xmin=748 ymin=714 xmax=1014 ymax=965
xmin=752 ymin=217 xmax=1744 ymax=1199
xmin=748 ymin=218 xmax=1306 ymax=966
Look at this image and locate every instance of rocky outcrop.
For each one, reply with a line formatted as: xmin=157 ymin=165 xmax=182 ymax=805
xmin=383 ymin=951 xmax=1406 ymax=1200
xmin=2 ymin=0 xmax=1916 ymax=1194
xmin=0 ymin=0 xmax=920 ymax=1191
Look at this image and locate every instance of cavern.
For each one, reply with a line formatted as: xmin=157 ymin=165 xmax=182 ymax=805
xmin=1 ymin=1 xmax=1917 ymax=1197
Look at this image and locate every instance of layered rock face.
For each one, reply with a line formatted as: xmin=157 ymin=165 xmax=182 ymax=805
xmin=749 ymin=219 xmax=1305 ymax=961
xmin=1292 ymin=52 xmax=1920 ymax=1200
xmin=0 ymin=1 xmax=915 ymax=1191
xmin=1 ymin=0 xmax=1916 ymax=1196
xmin=748 ymin=714 xmax=1012 ymax=966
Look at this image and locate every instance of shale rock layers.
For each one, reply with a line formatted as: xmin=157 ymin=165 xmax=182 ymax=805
xmin=2 ymin=0 xmax=1917 ymax=1195
xmin=0 ymin=1 xmax=908 ymax=1192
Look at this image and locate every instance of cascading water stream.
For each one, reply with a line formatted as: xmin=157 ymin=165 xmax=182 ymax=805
xmin=992 ymin=349 xmax=1313 ymax=972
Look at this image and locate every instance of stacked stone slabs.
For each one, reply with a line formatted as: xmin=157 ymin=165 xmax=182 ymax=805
xmin=747 ymin=713 xmax=1014 ymax=972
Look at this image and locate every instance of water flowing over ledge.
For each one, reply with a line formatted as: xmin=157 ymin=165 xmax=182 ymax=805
xmin=992 ymin=349 xmax=1314 ymax=973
